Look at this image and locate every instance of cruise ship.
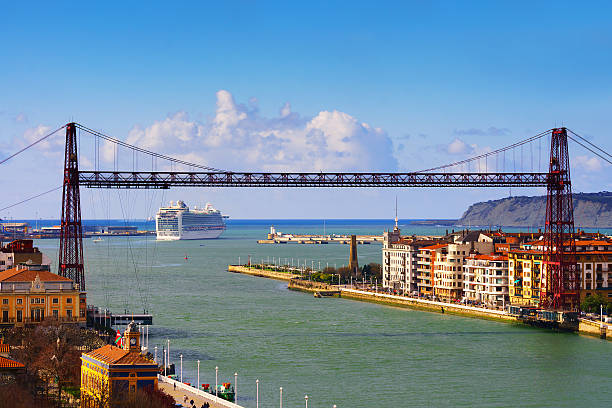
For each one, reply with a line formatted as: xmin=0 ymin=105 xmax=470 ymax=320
xmin=156 ymin=201 xmax=227 ymax=240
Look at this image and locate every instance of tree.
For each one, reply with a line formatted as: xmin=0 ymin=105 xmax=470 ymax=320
xmin=581 ymin=293 xmax=612 ymax=314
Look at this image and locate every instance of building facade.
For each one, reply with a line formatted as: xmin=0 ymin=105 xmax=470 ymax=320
xmin=0 ymin=239 xmax=51 ymax=272
xmin=416 ymin=244 xmax=447 ymax=297
xmin=81 ymin=321 xmax=158 ymax=407
xmin=382 ymin=224 xmax=436 ymax=295
xmin=0 ymin=264 xmax=86 ymax=326
xmin=464 ymin=254 xmax=509 ymax=307
xmin=508 ymin=238 xmax=612 ymax=307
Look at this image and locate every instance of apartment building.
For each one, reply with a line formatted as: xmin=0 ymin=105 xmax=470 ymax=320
xmin=509 ymin=238 xmax=612 ymax=307
xmin=382 ymin=225 xmax=439 ymax=294
xmin=416 ymin=244 xmax=447 ymax=297
xmin=0 ymin=240 xmax=51 ymax=272
xmin=464 ymin=254 xmax=509 ymax=307
xmin=432 ymin=232 xmax=495 ymax=302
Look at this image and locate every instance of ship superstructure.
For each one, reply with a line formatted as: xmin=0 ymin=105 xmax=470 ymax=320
xmin=156 ymin=200 xmax=226 ymax=240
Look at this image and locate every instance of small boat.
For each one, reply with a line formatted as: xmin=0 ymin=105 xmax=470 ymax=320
xmin=184 ymin=255 xmax=189 ymax=260
xmin=314 ymin=292 xmax=322 ymax=298
xmin=93 ymin=237 xmax=103 ymax=243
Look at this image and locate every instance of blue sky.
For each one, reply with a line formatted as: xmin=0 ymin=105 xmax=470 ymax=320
xmin=1 ymin=1 xmax=611 ymax=220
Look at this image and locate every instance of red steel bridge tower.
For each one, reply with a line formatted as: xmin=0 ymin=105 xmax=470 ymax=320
xmin=59 ymin=123 xmax=85 ymax=291
xmin=58 ymin=123 xmax=580 ymax=310
xmin=541 ymin=128 xmax=579 ymax=310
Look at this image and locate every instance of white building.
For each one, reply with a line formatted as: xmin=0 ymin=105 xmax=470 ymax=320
xmin=463 ymin=254 xmax=509 ymax=307
xmin=382 ymin=223 xmax=439 ymax=294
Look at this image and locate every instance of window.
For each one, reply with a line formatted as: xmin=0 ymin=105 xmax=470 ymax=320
xmin=1 ymin=299 xmax=7 ymax=305
xmin=586 ymin=264 xmax=592 ymax=270
xmin=53 ymin=298 xmax=59 ymax=304
xmin=16 ymin=310 xmax=22 ymax=323
xmin=2 ymin=311 xmax=7 ymax=322
xmin=16 ymin=298 xmax=22 ymax=304
xmin=52 ymin=309 xmax=58 ymax=318
xmin=66 ymin=309 xmax=72 ymax=318
xmin=67 ymin=298 xmax=72 ymax=304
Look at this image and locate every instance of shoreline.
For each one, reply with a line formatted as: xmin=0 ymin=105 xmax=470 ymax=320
xmin=228 ymin=265 xmax=611 ymax=341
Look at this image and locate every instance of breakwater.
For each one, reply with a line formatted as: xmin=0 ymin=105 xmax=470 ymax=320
xmin=339 ymin=288 xmax=517 ymax=322
xmin=228 ymin=265 xmax=298 ymax=281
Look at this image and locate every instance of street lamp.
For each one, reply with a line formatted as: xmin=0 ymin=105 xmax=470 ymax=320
xmin=164 ymin=349 xmax=167 ymax=376
xmin=280 ymin=386 xmax=283 ymax=408
xmin=197 ymin=360 xmax=200 ymax=390
xmin=234 ymin=372 xmax=238 ymax=403
xmin=305 ymin=395 xmax=309 ymax=408
xmin=167 ymin=339 xmax=170 ymax=367
xmin=179 ymin=354 xmax=183 ymax=383
xmin=215 ymin=366 xmax=219 ymax=397
xmin=256 ymin=379 xmax=259 ymax=408
xmin=154 ymin=346 xmax=157 ymax=364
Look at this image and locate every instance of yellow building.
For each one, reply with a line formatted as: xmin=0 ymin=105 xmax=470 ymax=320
xmin=508 ymin=250 xmax=543 ymax=306
xmin=509 ymin=239 xmax=612 ymax=307
xmin=81 ymin=321 xmax=158 ymax=407
xmin=0 ymin=264 xmax=86 ymax=326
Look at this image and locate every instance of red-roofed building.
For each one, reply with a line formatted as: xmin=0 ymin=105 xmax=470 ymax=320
xmin=81 ymin=321 xmax=158 ymax=407
xmin=0 ymin=239 xmax=51 ymax=272
xmin=0 ymin=264 xmax=86 ymax=326
xmin=0 ymin=339 xmax=25 ymax=381
xmin=509 ymin=238 xmax=612 ymax=308
xmin=382 ymin=223 xmax=442 ymax=295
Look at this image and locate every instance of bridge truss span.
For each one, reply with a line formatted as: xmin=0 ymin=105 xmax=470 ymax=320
xmin=78 ymin=171 xmax=549 ymax=189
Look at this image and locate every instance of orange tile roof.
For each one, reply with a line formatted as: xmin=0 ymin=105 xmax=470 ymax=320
xmin=574 ymin=240 xmax=612 ymax=246
xmin=84 ymin=344 xmax=155 ymax=366
xmin=0 ymin=355 xmax=25 ymax=369
xmin=468 ymin=254 xmax=506 ymax=261
xmin=420 ymin=243 xmax=447 ymax=251
xmin=0 ymin=267 xmax=72 ymax=282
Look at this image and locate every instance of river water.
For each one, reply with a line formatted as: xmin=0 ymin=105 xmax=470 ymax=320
xmin=34 ymin=220 xmax=612 ymax=408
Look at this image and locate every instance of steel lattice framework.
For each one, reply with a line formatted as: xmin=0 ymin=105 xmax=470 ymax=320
xmin=59 ymin=123 xmax=85 ymax=291
xmin=78 ymin=171 xmax=549 ymax=188
xmin=59 ymin=123 xmax=579 ymax=310
xmin=541 ymin=128 xmax=579 ymax=310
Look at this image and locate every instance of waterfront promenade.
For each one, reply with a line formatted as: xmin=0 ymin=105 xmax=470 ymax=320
xmin=158 ymin=375 xmax=243 ymax=408
xmin=228 ymin=264 xmax=612 ymax=339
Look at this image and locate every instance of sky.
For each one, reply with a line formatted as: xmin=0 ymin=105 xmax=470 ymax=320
xmin=1 ymin=1 xmax=611 ymax=220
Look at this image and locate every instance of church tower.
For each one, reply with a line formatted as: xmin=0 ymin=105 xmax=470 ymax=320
xmin=123 ymin=321 xmax=140 ymax=352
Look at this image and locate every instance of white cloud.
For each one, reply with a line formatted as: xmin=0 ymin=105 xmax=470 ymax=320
xmin=447 ymin=138 xmax=473 ymax=155
xmin=124 ymin=90 xmax=397 ymax=172
xmin=22 ymin=125 xmax=64 ymax=152
xmin=574 ymin=155 xmax=603 ymax=172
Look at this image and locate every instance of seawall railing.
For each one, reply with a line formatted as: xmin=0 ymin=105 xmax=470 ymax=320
xmin=158 ymin=374 xmax=244 ymax=408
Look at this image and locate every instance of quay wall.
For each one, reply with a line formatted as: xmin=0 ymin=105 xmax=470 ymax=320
xmin=339 ymin=288 xmax=517 ymax=323
xmin=288 ymin=279 xmax=338 ymax=293
xmin=158 ymin=374 xmax=243 ymax=408
xmin=228 ymin=265 xmax=298 ymax=281
xmin=228 ymin=265 xmax=612 ymax=340
xmin=579 ymin=318 xmax=610 ymax=340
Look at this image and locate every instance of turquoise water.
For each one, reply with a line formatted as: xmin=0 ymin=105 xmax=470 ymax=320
xmin=34 ymin=221 xmax=612 ymax=408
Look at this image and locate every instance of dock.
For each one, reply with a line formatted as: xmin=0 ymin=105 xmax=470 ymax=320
xmin=258 ymin=226 xmax=382 ymax=244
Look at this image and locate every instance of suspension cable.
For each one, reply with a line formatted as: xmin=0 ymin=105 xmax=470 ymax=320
xmin=0 ymin=125 xmax=66 ymax=166
xmin=0 ymin=185 xmax=62 ymax=212
xmin=74 ymin=123 xmax=226 ymax=172
xmin=567 ymin=135 xmax=612 ymax=166
xmin=567 ymin=129 xmax=612 ymax=159
xmin=416 ymin=129 xmax=552 ymax=173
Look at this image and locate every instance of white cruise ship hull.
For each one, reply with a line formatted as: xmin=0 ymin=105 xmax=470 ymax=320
xmin=156 ymin=228 xmax=225 ymax=241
